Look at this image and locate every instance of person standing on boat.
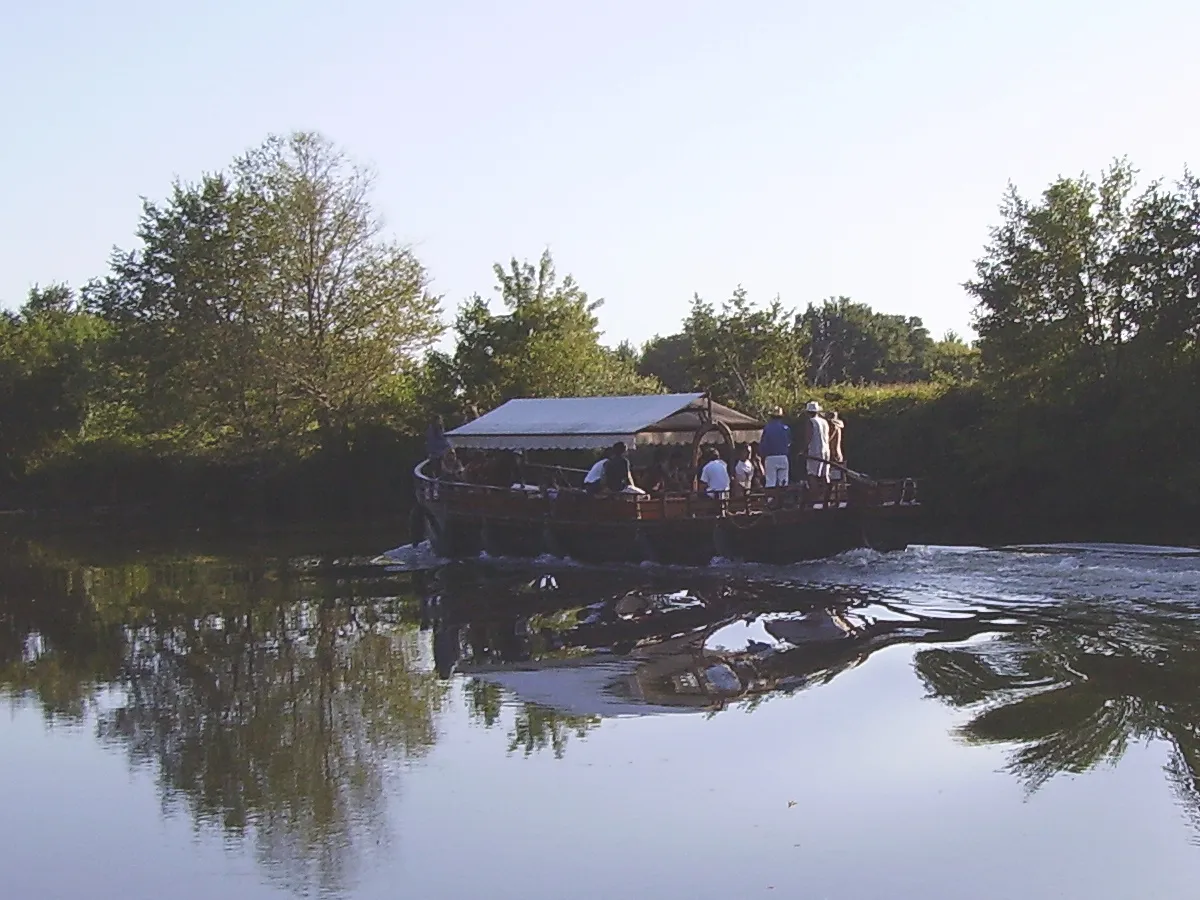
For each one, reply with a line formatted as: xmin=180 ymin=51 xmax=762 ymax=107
xmin=803 ymin=401 xmax=831 ymax=487
xmin=749 ymin=441 xmax=766 ymax=489
xmin=825 ymin=411 xmax=845 ymax=482
xmin=760 ymin=407 xmax=792 ymax=487
xmin=426 ymin=415 xmax=451 ymax=475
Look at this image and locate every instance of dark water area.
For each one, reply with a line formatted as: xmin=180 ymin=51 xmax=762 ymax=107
xmin=3 ymin=529 xmax=1200 ymax=899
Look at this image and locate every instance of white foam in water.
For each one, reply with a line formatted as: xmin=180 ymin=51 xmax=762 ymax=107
xmin=373 ymin=541 xmax=444 ymax=571
xmin=377 ymin=540 xmax=1200 ymax=618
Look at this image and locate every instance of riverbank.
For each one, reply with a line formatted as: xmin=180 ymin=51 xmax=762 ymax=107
xmin=3 ymin=384 xmax=1198 ymax=551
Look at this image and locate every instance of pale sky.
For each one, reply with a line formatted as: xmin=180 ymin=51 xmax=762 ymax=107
xmin=3 ymin=0 xmax=1198 ymax=347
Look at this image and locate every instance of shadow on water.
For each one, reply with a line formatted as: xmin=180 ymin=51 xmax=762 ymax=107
xmin=2 ymin=531 xmax=1200 ymax=894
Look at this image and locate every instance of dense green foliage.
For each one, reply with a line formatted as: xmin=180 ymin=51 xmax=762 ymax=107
xmin=422 ymin=250 xmax=659 ymax=418
xmin=0 ymin=286 xmax=111 ymax=479
xmin=84 ymin=133 xmax=443 ymax=455
xmin=635 ymin=290 xmax=978 ymax=405
xmin=2 ymin=141 xmax=1198 ymax=534
xmin=967 ymin=160 xmax=1200 ymax=519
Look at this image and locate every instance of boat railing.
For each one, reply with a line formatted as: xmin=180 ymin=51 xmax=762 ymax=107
xmin=414 ymin=458 xmax=917 ymax=520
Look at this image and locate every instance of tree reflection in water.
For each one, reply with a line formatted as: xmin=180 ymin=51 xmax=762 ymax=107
xmin=914 ymin=601 xmax=1200 ymax=840
xmin=462 ymin=679 xmax=598 ymax=758
xmin=0 ymin=544 xmax=449 ymax=897
xmin=5 ymin=535 xmax=1200 ymax=892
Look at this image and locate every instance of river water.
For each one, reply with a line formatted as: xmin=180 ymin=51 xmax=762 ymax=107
xmin=2 ymin=532 xmax=1199 ymax=899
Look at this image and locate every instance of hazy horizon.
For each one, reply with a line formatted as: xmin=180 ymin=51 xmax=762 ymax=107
xmin=5 ymin=0 xmax=1199 ymax=347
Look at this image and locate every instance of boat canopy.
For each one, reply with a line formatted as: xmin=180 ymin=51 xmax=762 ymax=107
xmin=446 ymin=393 xmax=764 ymax=451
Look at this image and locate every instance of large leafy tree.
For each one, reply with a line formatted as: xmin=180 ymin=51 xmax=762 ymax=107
xmin=925 ymin=331 xmax=981 ymax=383
xmin=87 ymin=132 xmax=443 ymax=453
xmin=967 ymin=159 xmax=1146 ymax=401
xmin=800 ymin=296 xmax=934 ymax=385
xmin=87 ymin=175 xmax=271 ymax=445
xmin=0 ymin=285 xmax=110 ymax=479
xmin=235 ymin=133 xmax=443 ymax=447
xmin=965 ymin=160 xmax=1200 ymax=507
xmin=681 ymin=287 xmax=807 ymax=411
xmin=636 ymin=333 xmax=694 ymax=393
xmin=432 ymin=250 xmax=660 ymax=416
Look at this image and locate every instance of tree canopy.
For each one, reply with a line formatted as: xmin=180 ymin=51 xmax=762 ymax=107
xmin=6 ymin=137 xmax=1200 ymax=528
xmin=85 ymin=132 xmax=443 ymax=454
xmin=427 ymin=249 xmax=660 ymax=418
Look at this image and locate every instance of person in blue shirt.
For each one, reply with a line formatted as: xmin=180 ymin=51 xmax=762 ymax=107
xmin=759 ymin=406 xmax=792 ymax=487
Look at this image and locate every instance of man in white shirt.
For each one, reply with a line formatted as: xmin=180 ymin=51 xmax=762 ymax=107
xmin=583 ymin=450 xmax=608 ymax=494
xmin=700 ymin=448 xmax=731 ymax=497
xmin=803 ymin=400 xmax=830 ymax=487
xmin=732 ymin=443 xmax=754 ymax=494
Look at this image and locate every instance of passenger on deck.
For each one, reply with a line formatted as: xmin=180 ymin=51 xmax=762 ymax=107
xmin=732 ymin=443 xmax=754 ymax=495
xmin=643 ymin=447 xmax=669 ymax=495
xmin=439 ymin=448 xmax=465 ymax=481
xmin=666 ymin=449 xmax=691 ymax=493
xmin=825 ymin=411 xmax=845 ymax=482
xmin=760 ymin=407 xmax=792 ymax=487
xmin=749 ymin=441 xmax=766 ymax=489
xmin=426 ymin=415 xmax=451 ymax=475
xmin=700 ymin=447 xmax=732 ymax=498
xmin=803 ymin=401 xmax=831 ymax=488
xmin=583 ymin=448 xmax=610 ymax=495
xmin=605 ymin=442 xmax=645 ymax=494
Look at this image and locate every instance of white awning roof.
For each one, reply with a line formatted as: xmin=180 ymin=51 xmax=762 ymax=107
xmin=447 ymin=393 xmax=763 ymax=450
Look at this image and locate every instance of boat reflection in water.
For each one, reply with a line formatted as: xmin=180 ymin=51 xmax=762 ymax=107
xmin=413 ymin=565 xmax=1016 ymax=719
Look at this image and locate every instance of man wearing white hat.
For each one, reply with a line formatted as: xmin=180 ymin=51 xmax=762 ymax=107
xmin=803 ymin=400 xmax=830 ymax=486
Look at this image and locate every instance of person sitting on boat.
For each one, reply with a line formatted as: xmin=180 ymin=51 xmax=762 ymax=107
xmin=700 ymin=446 xmax=732 ymax=498
xmin=642 ymin=446 xmax=669 ymax=495
xmin=732 ymin=443 xmax=754 ymax=496
xmin=583 ymin=448 xmax=610 ymax=494
xmin=605 ymin=442 xmax=646 ymax=495
xmin=760 ymin=406 xmax=791 ymax=487
xmin=803 ymin=401 xmax=831 ymax=488
xmin=665 ymin=448 xmax=691 ymax=492
xmin=438 ymin=448 xmax=465 ymax=481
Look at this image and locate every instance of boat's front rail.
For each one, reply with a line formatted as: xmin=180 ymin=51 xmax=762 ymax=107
xmin=414 ymin=460 xmax=918 ymax=524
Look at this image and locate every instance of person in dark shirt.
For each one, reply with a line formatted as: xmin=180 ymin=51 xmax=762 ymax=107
xmin=666 ymin=449 xmax=691 ymax=492
xmin=426 ymin=415 xmax=451 ymax=475
xmin=749 ymin=441 xmax=767 ymax=489
xmin=604 ymin=442 xmax=635 ymax=493
xmin=642 ymin=447 xmax=669 ymax=494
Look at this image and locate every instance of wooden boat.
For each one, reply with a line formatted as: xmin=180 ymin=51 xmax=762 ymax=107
xmin=413 ymin=393 xmax=919 ymax=565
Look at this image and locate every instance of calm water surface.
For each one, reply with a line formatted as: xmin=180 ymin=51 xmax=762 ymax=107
xmin=2 ymin=532 xmax=1200 ymax=899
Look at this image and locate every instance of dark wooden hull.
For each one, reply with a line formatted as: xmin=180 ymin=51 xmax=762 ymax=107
xmin=414 ymin=500 xmax=916 ymax=565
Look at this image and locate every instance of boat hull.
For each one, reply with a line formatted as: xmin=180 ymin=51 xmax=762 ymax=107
xmin=415 ymin=501 xmax=915 ymax=565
